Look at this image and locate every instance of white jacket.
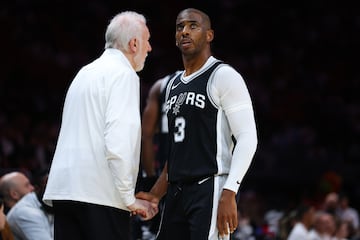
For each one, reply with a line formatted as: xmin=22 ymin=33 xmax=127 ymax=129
xmin=43 ymin=48 xmax=141 ymax=211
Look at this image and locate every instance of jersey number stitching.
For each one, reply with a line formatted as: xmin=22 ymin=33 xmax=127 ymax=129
xmin=174 ymin=117 xmax=185 ymax=142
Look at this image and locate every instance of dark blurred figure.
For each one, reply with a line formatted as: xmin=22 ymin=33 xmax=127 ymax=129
xmin=135 ymin=72 xmax=181 ymax=239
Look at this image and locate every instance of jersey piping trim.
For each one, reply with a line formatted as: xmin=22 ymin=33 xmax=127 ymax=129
xmin=207 ymin=63 xmax=227 ymax=109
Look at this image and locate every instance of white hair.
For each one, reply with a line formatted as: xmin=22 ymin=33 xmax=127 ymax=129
xmin=104 ymin=11 xmax=147 ymax=51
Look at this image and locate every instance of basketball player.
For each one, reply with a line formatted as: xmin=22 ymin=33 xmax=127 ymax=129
xmin=137 ymin=8 xmax=258 ymax=240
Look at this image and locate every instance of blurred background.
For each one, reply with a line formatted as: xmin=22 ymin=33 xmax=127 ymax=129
xmin=0 ymin=0 xmax=359 ymax=222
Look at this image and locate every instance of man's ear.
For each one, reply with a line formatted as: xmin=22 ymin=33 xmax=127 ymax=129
xmin=129 ymin=38 xmax=137 ymax=52
xmin=9 ymin=189 xmax=20 ymax=201
xmin=206 ymin=29 xmax=214 ymax=43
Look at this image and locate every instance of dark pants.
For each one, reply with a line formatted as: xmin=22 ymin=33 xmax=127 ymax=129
xmin=157 ymin=177 xmax=214 ymax=240
xmin=53 ymin=200 xmax=130 ymax=240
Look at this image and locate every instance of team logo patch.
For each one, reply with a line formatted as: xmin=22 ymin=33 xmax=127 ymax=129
xmin=173 ymin=92 xmax=187 ymax=115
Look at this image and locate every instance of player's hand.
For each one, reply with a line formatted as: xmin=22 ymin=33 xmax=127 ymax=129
xmin=136 ymin=191 xmax=160 ymax=205
xmin=217 ymin=189 xmax=238 ymax=237
xmin=127 ymin=198 xmax=158 ymax=220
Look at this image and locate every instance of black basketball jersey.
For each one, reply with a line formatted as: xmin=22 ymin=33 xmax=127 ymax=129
xmin=165 ymin=61 xmax=223 ymax=183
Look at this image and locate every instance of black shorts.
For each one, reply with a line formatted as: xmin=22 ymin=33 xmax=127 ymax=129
xmin=53 ymin=200 xmax=130 ymax=240
xmin=156 ymin=176 xmax=216 ymax=240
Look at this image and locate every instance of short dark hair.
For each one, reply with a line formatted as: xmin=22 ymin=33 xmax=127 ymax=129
xmin=178 ymin=8 xmax=212 ymax=30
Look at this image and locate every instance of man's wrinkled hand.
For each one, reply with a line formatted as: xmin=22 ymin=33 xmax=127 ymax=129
xmin=136 ymin=191 xmax=159 ymax=205
xmin=128 ymin=198 xmax=158 ymax=220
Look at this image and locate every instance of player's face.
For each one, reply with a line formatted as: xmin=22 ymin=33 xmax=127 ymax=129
xmin=175 ymin=11 xmax=209 ymax=55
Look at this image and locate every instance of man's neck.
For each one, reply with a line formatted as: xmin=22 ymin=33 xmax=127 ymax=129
xmin=182 ymin=52 xmax=211 ymax=76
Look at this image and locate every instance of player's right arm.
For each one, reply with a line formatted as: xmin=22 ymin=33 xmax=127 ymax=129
xmin=136 ymin=161 xmax=169 ymax=204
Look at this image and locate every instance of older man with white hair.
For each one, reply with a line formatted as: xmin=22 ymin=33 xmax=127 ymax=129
xmin=43 ymin=11 xmax=156 ymax=240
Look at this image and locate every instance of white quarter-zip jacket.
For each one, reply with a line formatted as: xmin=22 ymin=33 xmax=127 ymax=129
xmin=43 ymin=48 xmax=141 ymax=211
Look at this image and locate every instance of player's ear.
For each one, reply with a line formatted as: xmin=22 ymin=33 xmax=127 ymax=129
xmin=206 ymin=29 xmax=214 ymax=43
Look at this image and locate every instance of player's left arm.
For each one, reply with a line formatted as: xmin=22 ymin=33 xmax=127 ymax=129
xmin=213 ymin=65 xmax=258 ymax=236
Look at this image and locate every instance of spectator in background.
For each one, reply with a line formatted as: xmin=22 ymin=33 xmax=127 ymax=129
xmin=6 ymin=170 xmax=53 ymax=240
xmin=277 ymin=209 xmax=297 ymax=240
xmin=308 ymin=211 xmax=336 ymax=240
xmin=333 ymin=219 xmax=354 ymax=240
xmin=287 ymin=204 xmax=315 ymax=240
xmin=42 ymin=11 xmax=156 ymax=240
xmin=336 ymin=193 xmax=360 ymax=232
xmin=323 ymin=192 xmax=339 ymax=215
xmin=0 ymin=172 xmax=34 ymax=214
xmin=322 ymin=191 xmax=360 ymax=236
xmin=232 ymin=210 xmax=256 ymax=240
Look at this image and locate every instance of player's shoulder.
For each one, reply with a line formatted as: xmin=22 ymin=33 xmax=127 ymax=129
xmin=211 ymin=61 xmax=245 ymax=89
xmin=209 ymin=57 xmax=238 ymax=75
xmin=213 ymin=65 xmax=242 ymax=83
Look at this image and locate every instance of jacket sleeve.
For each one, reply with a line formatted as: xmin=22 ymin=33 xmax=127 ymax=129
xmin=105 ymin=70 xmax=141 ymax=207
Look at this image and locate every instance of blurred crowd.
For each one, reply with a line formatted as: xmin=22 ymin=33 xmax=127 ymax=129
xmin=0 ymin=1 xmax=359 ymax=239
xmin=231 ymin=190 xmax=360 ymax=239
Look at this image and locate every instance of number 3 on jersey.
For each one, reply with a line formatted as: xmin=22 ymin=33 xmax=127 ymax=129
xmin=174 ymin=117 xmax=185 ymax=142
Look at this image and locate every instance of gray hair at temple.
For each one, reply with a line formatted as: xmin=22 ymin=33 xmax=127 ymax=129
xmin=104 ymin=11 xmax=147 ymax=51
